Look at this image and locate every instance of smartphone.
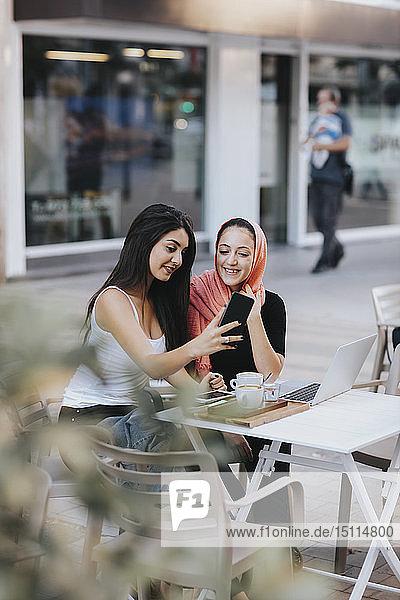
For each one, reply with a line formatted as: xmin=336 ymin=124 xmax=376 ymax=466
xmin=195 ymin=390 xmax=235 ymax=403
xmin=219 ymin=291 xmax=254 ymax=329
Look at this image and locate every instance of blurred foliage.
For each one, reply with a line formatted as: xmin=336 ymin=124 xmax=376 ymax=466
xmin=0 ymin=290 xmax=325 ymax=600
xmin=0 ymin=290 xmax=101 ymax=403
xmin=0 ymin=290 xmax=110 ymax=599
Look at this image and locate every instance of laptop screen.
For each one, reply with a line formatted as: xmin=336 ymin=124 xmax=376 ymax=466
xmin=312 ymin=334 xmax=376 ymax=405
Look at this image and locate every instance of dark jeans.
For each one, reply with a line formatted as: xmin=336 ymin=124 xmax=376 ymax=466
xmin=58 ymin=405 xmax=135 ymax=469
xmin=59 ymin=404 xmax=134 ymax=426
xmin=310 ymin=180 xmax=344 ymax=266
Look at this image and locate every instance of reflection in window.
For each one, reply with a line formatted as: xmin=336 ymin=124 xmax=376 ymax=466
xmin=308 ymin=56 xmax=400 ymax=231
xmin=259 ymin=55 xmax=291 ymax=243
xmin=23 ymin=36 xmax=206 ymax=246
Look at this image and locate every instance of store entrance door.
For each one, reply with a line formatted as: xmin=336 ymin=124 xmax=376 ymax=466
xmin=259 ymin=55 xmax=292 ymax=243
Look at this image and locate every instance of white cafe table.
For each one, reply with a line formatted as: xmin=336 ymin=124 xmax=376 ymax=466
xmin=157 ymin=389 xmax=400 ymax=600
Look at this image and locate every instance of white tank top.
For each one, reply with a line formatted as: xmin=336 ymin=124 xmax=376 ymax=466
xmin=63 ymin=286 xmax=166 ymax=408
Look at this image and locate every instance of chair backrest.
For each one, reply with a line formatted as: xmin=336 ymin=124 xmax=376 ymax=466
xmin=12 ymin=394 xmax=52 ymax=433
xmin=385 ymin=344 xmax=400 ymax=396
xmin=372 ymin=284 xmax=400 ymax=328
xmin=91 ymin=437 xmax=230 ymax=548
xmin=6 ymin=392 xmax=53 ymax=465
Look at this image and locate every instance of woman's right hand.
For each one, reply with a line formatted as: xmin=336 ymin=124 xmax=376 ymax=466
xmin=189 ymin=308 xmax=243 ymax=358
xmin=243 ymin=284 xmax=262 ymax=325
xmin=200 ymin=372 xmax=227 ymax=392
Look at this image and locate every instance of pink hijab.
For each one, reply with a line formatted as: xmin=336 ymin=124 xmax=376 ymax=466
xmin=188 ymin=218 xmax=267 ymax=378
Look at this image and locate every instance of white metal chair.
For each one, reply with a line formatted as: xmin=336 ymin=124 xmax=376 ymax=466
xmin=0 ymin=463 xmax=51 ymax=565
xmin=351 ymin=343 xmax=400 ymax=468
xmin=335 ymin=344 xmax=400 ymax=574
xmin=89 ymin=438 xmax=304 ymax=600
xmin=9 ymin=393 xmax=79 ymax=497
xmin=371 ymin=284 xmax=400 ymax=387
xmin=8 ymin=393 xmax=114 ymax=570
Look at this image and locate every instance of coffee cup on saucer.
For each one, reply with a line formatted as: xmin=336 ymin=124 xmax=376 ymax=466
xmin=230 ymin=372 xmax=263 ymax=390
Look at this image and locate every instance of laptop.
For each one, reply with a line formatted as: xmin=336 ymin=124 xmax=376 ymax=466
xmin=281 ymin=334 xmax=376 ymax=406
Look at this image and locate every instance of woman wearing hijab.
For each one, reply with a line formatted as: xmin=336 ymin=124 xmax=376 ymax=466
xmin=188 ymin=217 xmax=303 ymax=572
xmin=188 ymin=217 xmax=287 ymax=472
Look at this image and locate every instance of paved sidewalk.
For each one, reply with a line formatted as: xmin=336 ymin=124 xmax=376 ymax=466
xmin=13 ymin=236 xmax=400 ymax=383
xmin=3 ymin=236 xmax=400 ymax=599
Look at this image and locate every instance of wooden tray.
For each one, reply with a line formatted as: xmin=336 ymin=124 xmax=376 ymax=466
xmin=191 ymin=398 xmax=309 ymax=428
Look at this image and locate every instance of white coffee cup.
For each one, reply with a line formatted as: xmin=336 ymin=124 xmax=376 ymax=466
xmin=230 ymin=371 xmax=263 ymax=390
xmin=235 ymin=385 xmax=264 ymax=410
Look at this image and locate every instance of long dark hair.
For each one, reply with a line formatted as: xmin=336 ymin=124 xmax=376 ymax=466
xmin=85 ymin=204 xmax=196 ymax=350
xmin=216 ymin=218 xmax=256 ymax=246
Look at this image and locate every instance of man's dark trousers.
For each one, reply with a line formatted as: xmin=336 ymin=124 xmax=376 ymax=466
xmin=310 ymin=179 xmax=344 ymax=267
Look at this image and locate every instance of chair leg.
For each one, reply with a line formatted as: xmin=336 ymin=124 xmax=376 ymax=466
xmin=249 ymin=547 xmax=293 ymax=599
xmin=116 ymin=583 xmax=132 ymax=600
xmin=137 ymin=575 xmax=152 ymax=600
xmin=215 ymin=584 xmax=231 ymax=600
xmin=238 ymin=463 xmax=248 ymax=491
xmin=334 ymin=473 xmax=352 ymax=574
xmin=371 ymin=328 xmax=386 ymax=389
xmin=82 ymin=510 xmax=104 ymax=573
xmin=97 ymin=561 xmax=132 ymax=600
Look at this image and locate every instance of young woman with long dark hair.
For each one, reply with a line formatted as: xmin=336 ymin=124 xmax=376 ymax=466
xmin=60 ymin=204 xmax=241 ymax=425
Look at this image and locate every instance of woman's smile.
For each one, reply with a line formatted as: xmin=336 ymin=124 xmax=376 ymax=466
xmin=162 ymin=264 xmax=177 ymax=275
xmin=149 ymin=228 xmax=189 ymax=282
xmin=216 ymin=227 xmax=255 ymax=291
xmin=223 ymin=267 xmax=240 ymax=275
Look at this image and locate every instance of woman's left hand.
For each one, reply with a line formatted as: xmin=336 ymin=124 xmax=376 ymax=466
xmin=200 ymin=371 xmax=227 ymax=392
xmin=242 ymin=284 xmax=262 ymax=323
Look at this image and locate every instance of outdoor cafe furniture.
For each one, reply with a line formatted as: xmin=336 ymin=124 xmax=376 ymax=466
xmin=371 ymin=283 xmax=400 ymax=386
xmin=89 ymin=439 xmax=304 ymax=600
xmin=334 ymin=342 xmax=400 ymax=573
xmin=7 ymin=393 xmax=114 ymax=571
xmin=0 ymin=463 xmax=51 ymax=566
xmin=157 ymin=387 xmax=400 ymax=600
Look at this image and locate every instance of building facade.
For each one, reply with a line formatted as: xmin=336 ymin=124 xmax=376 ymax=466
xmin=1 ymin=0 xmax=400 ymax=278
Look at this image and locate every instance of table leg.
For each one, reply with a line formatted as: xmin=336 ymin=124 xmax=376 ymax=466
xmin=334 ymin=473 xmax=352 ymax=574
xmin=342 ymin=450 xmax=400 ymax=600
xmin=349 ymin=541 xmax=381 ymax=600
xmin=237 ymin=440 xmax=281 ymax=522
xmin=382 ymin=435 xmax=400 ymax=499
xmin=183 ymin=425 xmax=237 ymax=506
xmin=375 ymin=478 xmax=400 ymax=579
xmin=183 ymin=424 xmax=209 ymax=453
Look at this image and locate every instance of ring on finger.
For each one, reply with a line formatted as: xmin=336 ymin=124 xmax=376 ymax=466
xmin=222 ymin=336 xmax=230 ymax=344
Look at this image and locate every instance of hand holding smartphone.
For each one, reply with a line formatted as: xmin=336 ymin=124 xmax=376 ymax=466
xmin=217 ymin=292 xmax=255 ymax=346
xmin=219 ymin=292 xmax=254 ymax=328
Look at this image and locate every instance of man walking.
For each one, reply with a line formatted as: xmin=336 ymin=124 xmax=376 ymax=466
xmin=308 ymin=87 xmax=352 ymax=274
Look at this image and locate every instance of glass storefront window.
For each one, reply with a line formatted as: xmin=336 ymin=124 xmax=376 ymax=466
xmin=259 ymin=55 xmax=291 ymax=243
xmin=308 ymin=55 xmax=400 ymax=231
xmin=23 ymin=36 xmax=206 ymax=246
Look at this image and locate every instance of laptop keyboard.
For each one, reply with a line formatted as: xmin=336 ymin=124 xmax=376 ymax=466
xmin=281 ymin=382 xmax=320 ymax=403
